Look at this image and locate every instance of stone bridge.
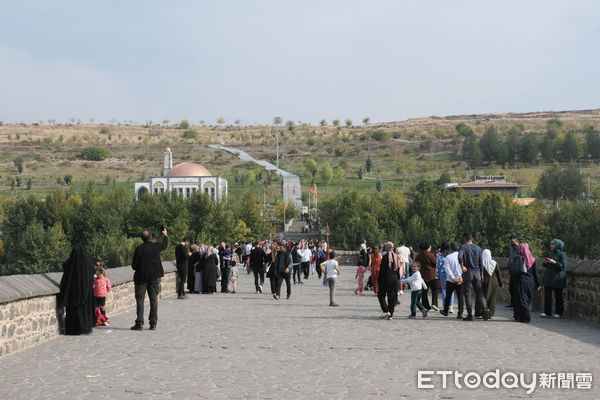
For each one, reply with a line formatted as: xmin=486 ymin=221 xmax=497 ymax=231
xmin=0 ymin=259 xmax=598 ymax=399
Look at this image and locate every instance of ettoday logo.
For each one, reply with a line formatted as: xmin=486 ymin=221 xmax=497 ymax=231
xmin=417 ymin=370 xmax=593 ymax=394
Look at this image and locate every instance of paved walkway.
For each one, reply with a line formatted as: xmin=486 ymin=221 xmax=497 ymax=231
xmin=1 ymin=267 xmax=598 ymax=399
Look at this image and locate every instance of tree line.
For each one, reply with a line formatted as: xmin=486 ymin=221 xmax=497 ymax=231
xmin=0 ymin=185 xmax=271 ymax=275
xmin=460 ymin=119 xmax=600 ymax=167
xmin=319 ymin=181 xmax=600 ymax=260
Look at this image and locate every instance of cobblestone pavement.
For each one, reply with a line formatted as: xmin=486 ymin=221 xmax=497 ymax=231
xmin=1 ymin=267 xmax=598 ymax=399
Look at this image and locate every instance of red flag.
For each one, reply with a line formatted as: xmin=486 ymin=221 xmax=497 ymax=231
xmin=284 ymin=201 xmax=287 ymax=209
xmin=264 ymin=187 xmax=268 ymax=195
xmin=314 ymin=183 xmax=318 ymax=199
xmin=293 ymin=184 xmax=296 ymax=195
xmin=309 ymin=188 xmax=313 ymax=193
xmin=326 ymin=223 xmax=330 ymax=233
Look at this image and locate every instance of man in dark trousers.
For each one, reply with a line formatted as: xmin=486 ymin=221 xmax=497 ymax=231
xmin=250 ymin=241 xmax=266 ymax=293
xmin=458 ymin=232 xmax=488 ymax=321
xmin=131 ymin=227 xmax=168 ymax=330
xmin=175 ymin=236 xmax=191 ymax=299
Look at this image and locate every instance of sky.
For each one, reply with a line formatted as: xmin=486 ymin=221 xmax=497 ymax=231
xmin=1 ymin=0 xmax=599 ymax=125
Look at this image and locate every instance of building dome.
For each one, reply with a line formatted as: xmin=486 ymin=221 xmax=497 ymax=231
xmin=166 ymin=162 xmax=212 ymax=177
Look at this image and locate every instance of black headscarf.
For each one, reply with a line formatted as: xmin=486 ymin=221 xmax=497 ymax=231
xmin=60 ymin=244 xmax=95 ymax=308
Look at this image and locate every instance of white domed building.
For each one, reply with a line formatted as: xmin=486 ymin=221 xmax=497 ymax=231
xmin=134 ymin=148 xmax=227 ymax=201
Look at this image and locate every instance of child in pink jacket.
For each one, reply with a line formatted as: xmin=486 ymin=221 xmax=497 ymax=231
xmin=93 ymin=263 xmax=111 ymax=326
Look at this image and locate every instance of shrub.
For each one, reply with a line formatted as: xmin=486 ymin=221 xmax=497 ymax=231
xmin=179 ymin=120 xmax=190 ymax=129
xmin=371 ymin=129 xmax=387 ymax=141
xmin=99 ymin=127 xmax=110 ymax=134
xmin=81 ymin=146 xmax=110 ymax=161
xmin=182 ymin=130 xmax=199 ymax=139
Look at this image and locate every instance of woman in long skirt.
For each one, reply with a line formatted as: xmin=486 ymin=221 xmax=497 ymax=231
xmin=513 ymin=244 xmax=541 ymax=323
xmin=59 ymin=244 xmax=95 ymax=335
xmin=476 ymin=249 xmax=503 ymax=319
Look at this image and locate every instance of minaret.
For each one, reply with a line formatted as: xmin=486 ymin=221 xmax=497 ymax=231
xmin=162 ymin=147 xmax=173 ymax=176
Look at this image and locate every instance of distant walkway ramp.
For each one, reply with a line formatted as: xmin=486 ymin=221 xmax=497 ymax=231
xmin=209 ymin=144 xmax=302 ymax=207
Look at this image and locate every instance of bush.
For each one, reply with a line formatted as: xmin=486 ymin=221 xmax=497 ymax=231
xmin=81 ymin=146 xmax=110 ymax=161
xmin=179 ymin=120 xmax=190 ymax=129
xmin=99 ymin=127 xmax=110 ymax=134
xmin=182 ymin=130 xmax=199 ymax=139
xmin=371 ymin=129 xmax=387 ymax=141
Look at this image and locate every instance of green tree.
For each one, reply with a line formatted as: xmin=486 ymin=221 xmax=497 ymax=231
xmin=319 ymin=119 xmax=327 ymax=127
xmin=462 ymin=136 xmax=483 ymax=166
xmin=273 ymin=116 xmax=282 ymax=126
xmin=376 ymin=179 xmax=383 ymax=192
xmin=435 ymin=171 xmax=452 ymax=185
xmin=13 ymin=157 xmax=23 ymax=173
xmin=536 ymin=164 xmax=584 ymax=205
xmin=305 ymin=158 xmax=317 ymax=179
xmin=64 ymin=174 xmax=73 ymax=185
xmin=182 ymin=130 xmax=199 ymax=139
xmin=540 ymin=135 xmax=555 ymax=162
xmin=561 ymin=131 xmax=579 ymax=162
xmin=362 ymin=117 xmax=370 ymax=125
xmin=371 ymin=129 xmax=387 ymax=141
xmin=479 ymin=125 xmax=500 ymax=162
xmin=320 ymin=163 xmax=334 ymax=184
xmin=366 ymin=156 xmax=373 ymax=172
xmin=332 ymin=119 xmax=340 ymax=127
xmin=81 ymin=146 xmax=110 ymax=161
xmin=345 ymin=119 xmax=352 ymax=127
xmin=518 ymin=133 xmax=539 ymax=164
xmin=179 ymin=120 xmax=190 ymax=129
xmin=546 ymin=119 xmax=563 ymax=137
xmin=334 ymin=166 xmax=345 ymax=183
xmin=585 ymin=125 xmax=600 ymax=159
xmin=455 ymin=123 xmax=474 ymax=137
xmin=357 ymin=168 xmax=363 ymax=180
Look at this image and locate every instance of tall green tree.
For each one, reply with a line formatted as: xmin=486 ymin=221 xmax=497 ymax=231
xmin=560 ymin=131 xmax=579 ymax=162
xmin=518 ymin=133 xmax=539 ymax=164
xmin=479 ymin=125 xmax=501 ymax=162
xmin=585 ymin=125 xmax=600 ymax=159
xmin=462 ymin=136 xmax=483 ymax=166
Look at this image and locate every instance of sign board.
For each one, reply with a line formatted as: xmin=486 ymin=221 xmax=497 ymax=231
xmin=474 ymin=175 xmax=506 ymax=182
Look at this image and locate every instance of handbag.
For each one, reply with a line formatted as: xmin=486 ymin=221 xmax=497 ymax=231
xmin=508 ymin=255 xmax=527 ymax=277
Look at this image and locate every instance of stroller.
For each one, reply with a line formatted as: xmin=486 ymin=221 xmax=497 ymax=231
xmin=363 ymin=275 xmax=374 ymax=292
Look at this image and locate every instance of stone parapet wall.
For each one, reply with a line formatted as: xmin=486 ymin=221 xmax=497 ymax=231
xmin=0 ymin=261 xmax=176 ymax=358
xmin=495 ymin=257 xmax=600 ymax=324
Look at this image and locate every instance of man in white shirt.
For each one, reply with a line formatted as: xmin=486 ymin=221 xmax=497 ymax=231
xmin=299 ymin=242 xmax=312 ymax=279
xmin=440 ymin=242 xmax=464 ymax=319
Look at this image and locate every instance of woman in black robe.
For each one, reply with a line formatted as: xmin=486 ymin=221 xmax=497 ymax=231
xmin=513 ymin=243 xmax=541 ymax=323
xmin=377 ymin=242 xmax=401 ymax=320
xmin=59 ymin=244 xmax=95 ymax=335
xmin=202 ymin=246 xmax=218 ymax=293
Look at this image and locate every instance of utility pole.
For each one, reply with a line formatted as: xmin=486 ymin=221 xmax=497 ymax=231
xmin=276 ymin=128 xmax=279 ymax=171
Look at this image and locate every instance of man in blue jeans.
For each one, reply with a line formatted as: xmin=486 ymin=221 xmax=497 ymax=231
xmin=458 ymin=232 xmax=488 ymax=321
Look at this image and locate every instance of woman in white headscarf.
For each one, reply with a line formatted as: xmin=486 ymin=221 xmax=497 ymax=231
xmin=475 ymin=249 xmax=504 ymax=319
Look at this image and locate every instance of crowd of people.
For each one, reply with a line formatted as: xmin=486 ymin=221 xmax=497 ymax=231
xmin=57 ymin=228 xmax=568 ymax=334
xmin=357 ymin=233 xmax=567 ymax=323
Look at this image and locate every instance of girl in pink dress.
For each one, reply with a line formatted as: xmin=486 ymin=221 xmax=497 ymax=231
xmin=355 ymin=264 xmax=366 ymax=295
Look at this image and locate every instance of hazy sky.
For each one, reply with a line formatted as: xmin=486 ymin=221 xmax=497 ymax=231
xmin=1 ymin=1 xmax=599 ymax=125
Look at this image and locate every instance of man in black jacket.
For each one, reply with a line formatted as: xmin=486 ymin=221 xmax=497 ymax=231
xmin=175 ymin=236 xmax=191 ymax=299
xmin=131 ymin=228 xmax=168 ymax=330
xmin=250 ymin=241 xmax=266 ymax=293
